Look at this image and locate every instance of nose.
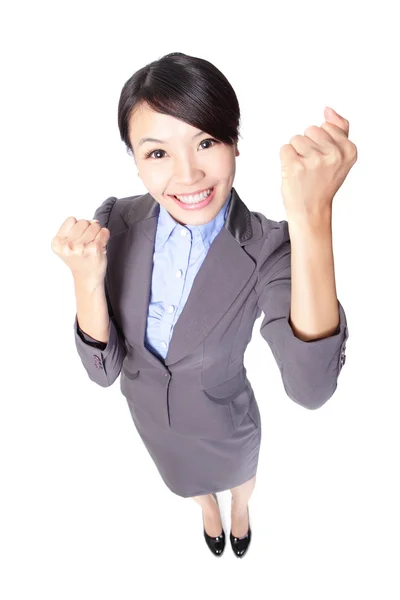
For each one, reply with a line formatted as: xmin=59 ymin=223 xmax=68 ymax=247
xmin=173 ymin=156 xmax=204 ymax=187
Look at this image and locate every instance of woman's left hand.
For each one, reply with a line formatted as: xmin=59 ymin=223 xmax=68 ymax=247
xmin=280 ymin=107 xmax=358 ymax=220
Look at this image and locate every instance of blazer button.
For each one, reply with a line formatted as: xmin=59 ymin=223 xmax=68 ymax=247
xmin=93 ymin=354 xmax=103 ymax=370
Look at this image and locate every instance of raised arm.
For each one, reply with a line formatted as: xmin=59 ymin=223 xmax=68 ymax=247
xmin=255 ymin=219 xmax=348 ymax=409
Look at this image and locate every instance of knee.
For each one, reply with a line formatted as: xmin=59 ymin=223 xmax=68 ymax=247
xmin=230 ymin=474 xmax=257 ymax=498
xmin=191 ymin=494 xmax=212 ymax=508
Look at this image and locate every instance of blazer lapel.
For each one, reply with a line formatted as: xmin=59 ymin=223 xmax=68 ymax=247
xmin=107 ymin=187 xmax=263 ymax=369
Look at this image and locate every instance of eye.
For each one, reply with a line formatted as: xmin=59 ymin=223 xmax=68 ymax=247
xmin=144 ymin=138 xmax=218 ymax=160
xmin=199 ymin=138 xmax=217 ymax=150
xmin=144 ymin=149 xmax=167 ymax=160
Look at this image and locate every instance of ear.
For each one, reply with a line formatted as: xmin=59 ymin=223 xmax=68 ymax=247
xmin=235 ymin=144 xmax=240 ymax=157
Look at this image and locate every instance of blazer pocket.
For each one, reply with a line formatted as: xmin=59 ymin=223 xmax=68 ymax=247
xmin=203 ymin=369 xmax=248 ymax=405
xmin=122 ymin=366 xmax=140 ymax=380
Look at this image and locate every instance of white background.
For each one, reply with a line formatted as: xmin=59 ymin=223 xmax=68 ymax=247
xmin=1 ymin=0 xmax=399 ymax=598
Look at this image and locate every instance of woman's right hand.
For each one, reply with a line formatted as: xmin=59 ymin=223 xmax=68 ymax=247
xmin=51 ymin=217 xmax=111 ymax=288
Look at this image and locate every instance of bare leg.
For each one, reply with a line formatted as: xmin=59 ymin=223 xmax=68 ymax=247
xmin=191 ymin=493 xmax=223 ymax=538
xmin=230 ymin=475 xmax=256 ymax=538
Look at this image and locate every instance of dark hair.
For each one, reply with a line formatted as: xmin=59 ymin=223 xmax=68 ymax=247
xmin=117 ymin=52 xmax=241 ymax=157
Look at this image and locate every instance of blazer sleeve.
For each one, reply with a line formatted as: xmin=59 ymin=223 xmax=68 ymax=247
xmin=254 ymin=218 xmax=349 ymax=410
xmin=73 ymin=196 xmax=127 ymax=387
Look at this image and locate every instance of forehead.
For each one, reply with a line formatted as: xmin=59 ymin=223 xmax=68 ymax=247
xmin=129 ymin=103 xmax=202 ymax=144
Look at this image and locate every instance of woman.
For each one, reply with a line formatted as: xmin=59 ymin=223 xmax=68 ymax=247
xmin=51 ymin=52 xmax=355 ymax=558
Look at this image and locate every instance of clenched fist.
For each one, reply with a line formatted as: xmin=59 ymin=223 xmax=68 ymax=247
xmin=51 ymin=217 xmax=110 ymax=288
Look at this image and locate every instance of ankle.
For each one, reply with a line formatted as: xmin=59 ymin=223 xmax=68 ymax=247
xmin=203 ymin=496 xmax=219 ymax=514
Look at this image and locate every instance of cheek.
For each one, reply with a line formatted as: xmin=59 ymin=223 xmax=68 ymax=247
xmin=141 ymin=164 xmax=168 ymax=187
xmin=210 ymin=152 xmax=235 ymax=176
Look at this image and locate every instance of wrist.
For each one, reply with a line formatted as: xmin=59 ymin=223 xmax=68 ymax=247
xmin=73 ymin=274 xmax=104 ymax=294
xmin=287 ymin=210 xmax=332 ymax=237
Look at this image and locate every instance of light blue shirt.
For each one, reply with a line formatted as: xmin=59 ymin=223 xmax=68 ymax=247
xmin=144 ymin=190 xmax=232 ymax=360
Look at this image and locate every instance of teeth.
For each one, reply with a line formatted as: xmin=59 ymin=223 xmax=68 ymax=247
xmin=175 ymin=188 xmax=213 ymax=204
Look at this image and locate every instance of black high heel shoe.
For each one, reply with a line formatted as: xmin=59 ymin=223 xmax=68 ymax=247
xmin=202 ymin=492 xmax=225 ymax=556
xmin=230 ymin=504 xmax=251 ymax=558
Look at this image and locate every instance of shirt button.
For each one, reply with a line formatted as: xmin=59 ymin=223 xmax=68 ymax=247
xmin=180 ymin=229 xmax=187 ymax=236
xmin=161 ymin=341 xmax=167 ymax=349
xmin=176 ymin=270 xmax=183 ymax=278
xmin=167 ymin=305 xmax=174 ymax=313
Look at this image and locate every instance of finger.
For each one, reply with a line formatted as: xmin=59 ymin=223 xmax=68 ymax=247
xmin=305 ymin=125 xmax=336 ymax=145
xmin=55 ymin=216 xmax=78 ymax=238
xmin=324 ymin=107 xmax=350 ymax=137
xmin=73 ymin=220 xmax=103 ymax=245
xmin=289 ymin=135 xmax=320 ymax=157
xmin=280 ymin=144 xmax=300 ymax=177
xmin=83 ymin=227 xmax=110 ymax=255
xmin=55 ymin=217 xmax=99 ymax=242
xmin=320 ymin=122 xmax=350 ymax=148
xmin=95 ymin=227 xmax=110 ymax=247
xmin=80 ymin=225 xmax=110 ymax=246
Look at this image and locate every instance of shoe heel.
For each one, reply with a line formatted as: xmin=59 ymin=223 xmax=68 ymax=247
xmin=203 ymin=492 xmax=225 ymax=557
xmin=230 ymin=505 xmax=252 ymax=558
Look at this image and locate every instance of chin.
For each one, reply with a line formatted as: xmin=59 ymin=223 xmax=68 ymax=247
xmin=171 ymin=204 xmax=220 ymax=226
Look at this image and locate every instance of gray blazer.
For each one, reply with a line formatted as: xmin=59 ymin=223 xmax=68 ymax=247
xmin=74 ymin=187 xmax=348 ymax=440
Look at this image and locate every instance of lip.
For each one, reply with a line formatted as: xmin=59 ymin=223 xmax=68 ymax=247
xmin=171 ymin=186 xmax=216 ymax=211
xmin=168 ymin=186 xmax=214 ymax=198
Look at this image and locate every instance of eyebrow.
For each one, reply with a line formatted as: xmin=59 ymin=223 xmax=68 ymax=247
xmin=138 ymin=130 xmax=207 ymax=147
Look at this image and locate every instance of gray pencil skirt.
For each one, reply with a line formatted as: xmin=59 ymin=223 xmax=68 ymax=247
xmin=125 ymin=396 xmax=262 ymax=498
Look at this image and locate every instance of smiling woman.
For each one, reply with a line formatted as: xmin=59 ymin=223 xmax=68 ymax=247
xmin=68 ymin=51 xmax=349 ymax=559
xmin=117 ymin=52 xmax=241 ymax=227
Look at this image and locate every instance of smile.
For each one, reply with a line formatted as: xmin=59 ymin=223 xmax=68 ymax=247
xmin=170 ymin=186 xmax=216 ymax=210
xmin=174 ymin=188 xmax=213 ymax=204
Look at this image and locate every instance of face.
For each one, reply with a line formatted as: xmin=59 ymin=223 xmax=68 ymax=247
xmin=128 ymin=102 xmax=239 ymax=226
